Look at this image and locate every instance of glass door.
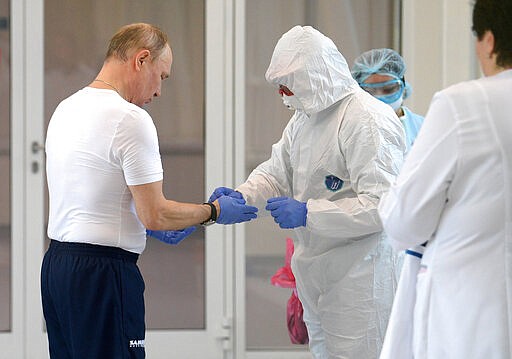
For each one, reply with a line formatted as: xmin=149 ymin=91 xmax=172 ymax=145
xmin=242 ymin=1 xmax=400 ymax=357
xmin=43 ymin=0 xmax=210 ymax=338
xmin=42 ymin=0 xmax=229 ymax=358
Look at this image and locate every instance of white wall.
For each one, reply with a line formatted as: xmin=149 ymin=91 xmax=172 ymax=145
xmin=402 ymin=0 xmax=480 ymax=116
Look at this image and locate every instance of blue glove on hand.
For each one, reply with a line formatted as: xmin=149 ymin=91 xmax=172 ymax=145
xmin=146 ymin=226 xmax=196 ymax=245
xmin=265 ymin=197 xmax=307 ymax=229
xmin=208 ymin=186 xmax=244 ymax=203
xmin=216 ymin=196 xmax=258 ymax=224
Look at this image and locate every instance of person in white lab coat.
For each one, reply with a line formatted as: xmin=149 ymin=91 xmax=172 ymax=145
xmin=211 ymin=25 xmax=405 ymax=358
xmin=378 ymin=0 xmax=512 ymax=358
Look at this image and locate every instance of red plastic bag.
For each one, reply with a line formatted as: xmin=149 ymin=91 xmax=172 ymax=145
xmin=271 ymin=238 xmax=309 ymax=344
xmin=270 ymin=237 xmax=295 ymax=289
xmin=287 ymin=289 xmax=309 ymax=344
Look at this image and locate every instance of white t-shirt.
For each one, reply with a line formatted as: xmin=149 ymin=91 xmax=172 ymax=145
xmin=46 ymin=87 xmax=163 ymax=253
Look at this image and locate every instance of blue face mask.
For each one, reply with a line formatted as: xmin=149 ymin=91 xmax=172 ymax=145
xmin=378 ymin=94 xmax=403 ymax=112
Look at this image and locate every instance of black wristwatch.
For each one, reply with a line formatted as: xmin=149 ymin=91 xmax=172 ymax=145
xmin=201 ymin=202 xmax=217 ymax=226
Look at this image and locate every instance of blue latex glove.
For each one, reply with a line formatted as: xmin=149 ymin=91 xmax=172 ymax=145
xmin=146 ymin=226 xmax=196 ymax=245
xmin=265 ymin=197 xmax=307 ymax=229
xmin=216 ymin=196 xmax=258 ymax=224
xmin=208 ymin=186 xmax=244 ymax=203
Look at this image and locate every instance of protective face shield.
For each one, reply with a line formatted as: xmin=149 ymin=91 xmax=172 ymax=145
xmin=360 ymin=78 xmax=405 ymax=111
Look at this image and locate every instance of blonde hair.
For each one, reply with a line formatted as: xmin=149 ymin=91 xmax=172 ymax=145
xmin=106 ymin=23 xmax=169 ymax=62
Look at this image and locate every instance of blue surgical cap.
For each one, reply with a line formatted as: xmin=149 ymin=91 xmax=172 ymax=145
xmin=351 ymin=48 xmax=412 ymax=99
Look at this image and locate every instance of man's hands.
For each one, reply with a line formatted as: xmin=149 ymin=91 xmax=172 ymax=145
xmin=146 ymin=226 xmax=196 ymax=245
xmin=266 ymin=197 xmax=307 ymax=229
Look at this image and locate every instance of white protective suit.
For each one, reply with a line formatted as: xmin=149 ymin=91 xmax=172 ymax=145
xmin=237 ymin=26 xmax=406 ymax=359
xmin=379 ymin=69 xmax=512 ymax=359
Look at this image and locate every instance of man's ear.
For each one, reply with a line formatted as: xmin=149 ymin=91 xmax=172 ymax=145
xmin=482 ymin=30 xmax=495 ymax=58
xmin=134 ymin=49 xmax=151 ymax=71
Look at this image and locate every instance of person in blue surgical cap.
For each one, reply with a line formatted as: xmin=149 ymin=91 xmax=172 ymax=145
xmin=352 ymin=48 xmax=423 ymax=153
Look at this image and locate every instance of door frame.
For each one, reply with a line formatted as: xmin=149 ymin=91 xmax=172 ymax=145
xmin=4 ymin=0 xmax=26 ymax=354
xmin=7 ymin=0 xmax=47 ymax=357
xmin=23 ymin=0 xmax=47 ymax=357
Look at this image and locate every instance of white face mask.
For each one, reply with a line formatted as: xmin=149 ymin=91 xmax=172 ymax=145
xmin=281 ymin=95 xmax=303 ymax=111
xmin=387 ymin=95 xmax=403 ymax=113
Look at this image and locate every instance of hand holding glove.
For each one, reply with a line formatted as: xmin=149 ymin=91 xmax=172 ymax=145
xmin=208 ymin=186 xmax=244 ymax=203
xmin=146 ymin=226 xmax=196 ymax=245
xmin=215 ymin=196 xmax=258 ymax=224
xmin=266 ymin=197 xmax=307 ymax=229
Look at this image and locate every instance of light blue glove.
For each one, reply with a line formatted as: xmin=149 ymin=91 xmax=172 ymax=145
xmin=146 ymin=226 xmax=196 ymax=245
xmin=208 ymin=186 xmax=244 ymax=203
xmin=265 ymin=197 xmax=307 ymax=229
xmin=216 ymin=196 xmax=258 ymax=224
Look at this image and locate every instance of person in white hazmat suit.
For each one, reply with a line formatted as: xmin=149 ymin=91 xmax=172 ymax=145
xmin=378 ymin=0 xmax=512 ymax=358
xmin=210 ymin=26 xmax=405 ymax=358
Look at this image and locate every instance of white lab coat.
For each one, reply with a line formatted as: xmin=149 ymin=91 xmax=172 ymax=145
xmin=379 ymin=69 xmax=512 ymax=359
xmin=379 ymin=245 xmax=424 ymax=359
xmin=237 ymin=26 xmax=405 ymax=359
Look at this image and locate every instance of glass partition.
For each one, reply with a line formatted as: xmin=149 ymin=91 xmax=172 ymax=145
xmin=44 ymin=0 xmax=205 ymax=329
xmin=245 ymin=0 xmax=400 ymax=350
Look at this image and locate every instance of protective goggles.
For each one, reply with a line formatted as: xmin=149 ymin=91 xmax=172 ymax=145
xmin=359 ymin=78 xmax=404 ymax=104
xmin=279 ymin=84 xmax=294 ymax=96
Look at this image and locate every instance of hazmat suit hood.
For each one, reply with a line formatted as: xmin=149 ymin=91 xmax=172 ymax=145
xmin=265 ymin=25 xmax=359 ymax=115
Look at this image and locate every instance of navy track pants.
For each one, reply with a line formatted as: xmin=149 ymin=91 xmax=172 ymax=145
xmin=41 ymin=240 xmax=146 ymax=359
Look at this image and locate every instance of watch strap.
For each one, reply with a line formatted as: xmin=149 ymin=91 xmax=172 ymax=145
xmin=201 ymin=202 xmax=217 ymax=226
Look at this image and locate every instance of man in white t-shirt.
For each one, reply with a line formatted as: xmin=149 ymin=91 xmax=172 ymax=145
xmin=41 ymin=23 xmax=258 ymax=359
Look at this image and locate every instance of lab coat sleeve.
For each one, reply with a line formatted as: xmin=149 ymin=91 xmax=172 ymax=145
xmin=307 ymin=109 xmax=405 ymax=238
xmin=378 ymin=92 xmax=458 ymax=251
xmin=236 ymin=118 xmax=295 ymax=214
